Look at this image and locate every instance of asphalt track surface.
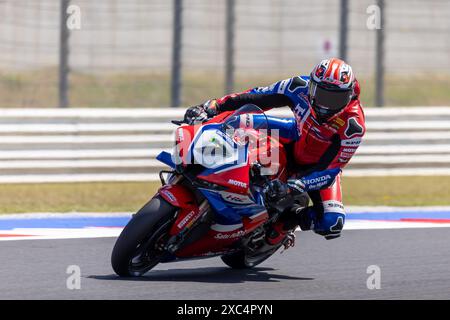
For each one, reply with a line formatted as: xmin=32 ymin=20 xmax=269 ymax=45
xmin=0 ymin=228 xmax=449 ymax=300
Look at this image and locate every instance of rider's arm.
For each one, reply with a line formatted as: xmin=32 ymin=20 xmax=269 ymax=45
xmin=185 ymin=77 xmax=308 ymax=122
xmin=215 ymin=77 xmax=310 ymax=113
xmin=216 ymin=88 xmax=293 ymax=112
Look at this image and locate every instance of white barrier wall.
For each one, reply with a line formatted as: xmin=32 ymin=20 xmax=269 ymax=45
xmin=0 ymin=107 xmax=449 ymax=183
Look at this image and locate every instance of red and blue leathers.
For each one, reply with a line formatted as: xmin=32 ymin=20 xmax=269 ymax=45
xmin=214 ymin=75 xmax=366 ymax=238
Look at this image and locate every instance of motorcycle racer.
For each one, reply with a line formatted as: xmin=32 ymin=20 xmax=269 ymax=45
xmin=184 ymin=58 xmax=366 ymax=242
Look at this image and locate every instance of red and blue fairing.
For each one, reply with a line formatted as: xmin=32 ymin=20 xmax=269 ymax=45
xmin=155 ymin=105 xmax=287 ymax=258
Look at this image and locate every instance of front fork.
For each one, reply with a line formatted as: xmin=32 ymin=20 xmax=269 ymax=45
xmin=165 ymin=200 xmax=210 ymax=254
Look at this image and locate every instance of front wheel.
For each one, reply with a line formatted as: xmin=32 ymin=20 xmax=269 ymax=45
xmin=111 ymin=195 xmax=176 ymax=277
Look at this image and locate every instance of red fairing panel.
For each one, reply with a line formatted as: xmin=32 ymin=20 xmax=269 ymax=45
xmin=174 ymin=211 xmax=269 ymax=258
xmin=175 ymin=229 xmax=239 ymax=257
xmin=198 ymin=163 xmax=250 ymax=194
xmin=158 ymin=184 xmax=196 ymax=208
xmin=158 ymin=185 xmax=202 ymax=236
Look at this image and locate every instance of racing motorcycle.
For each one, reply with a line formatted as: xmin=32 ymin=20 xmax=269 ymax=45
xmin=111 ymin=104 xmax=308 ymax=277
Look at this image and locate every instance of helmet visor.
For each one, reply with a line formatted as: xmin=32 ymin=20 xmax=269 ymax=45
xmin=309 ymin=82 xmax=352 ymax=111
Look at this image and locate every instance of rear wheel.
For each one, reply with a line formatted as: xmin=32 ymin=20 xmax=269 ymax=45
xmin=111 ymin=196 xmax=176 ymax=277
xmin=221 ymin=245 xmax=282 ymax=269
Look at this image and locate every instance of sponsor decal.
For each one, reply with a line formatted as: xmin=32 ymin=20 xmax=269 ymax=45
xmin=220 ymin=192 xmax=253 ymax=204
xmin=277 ymin=79 xmax=290 ymax=94
xmin=177 ymin=211 xmax=195 ymax=229
xmin=225 ymin=194 xmax=245 ymax=203
xmin=293 ymin=103 xmax=307 ymax=119
xmin=228 ymin=179 xmax=247 ymax=189
xmin=330 ymin=117 xmax=346 ymax=130
xmin=341 ymin=137 xmax=361 ymax=147
xmin=343 ymin=147 xmax=357 ymax=153
xmin=340 ymin=151 xmax=354 ymax=158
xmin=245 ymin=114 xmax=251 ymax=127
xmin=304 ymin=174 xmax=332 ymax=185
xmin=338 ymin=157 xmax=349 ymax=163
xmin=335 ymin=117 xmax=346 ymax=127
xmin=323 ymin=200 xmax=345 ymax=214
xmin=215 ymin=129 xmax=235 ymax=147
xmin=258 ymin=83 xmax=276 ymax=93
xmin=160 ymin=189 xmax=176 ymax=202
xmin=239 ymin=114 xmax=253 ymax=128
xmin=214 ymin=230 xmax=245 ymax=240
xmin=310 ymin=180 xmax=332 ymax=189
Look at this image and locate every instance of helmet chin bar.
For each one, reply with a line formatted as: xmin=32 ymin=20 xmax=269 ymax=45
xmin=308 ymin=78 xmax=353 ymax=116
xmin=311 ymin=100 xmax=341 ymax=123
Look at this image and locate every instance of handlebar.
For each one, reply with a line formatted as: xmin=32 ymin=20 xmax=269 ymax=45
xmin=171 ymin=119 xmax=186 ymax=126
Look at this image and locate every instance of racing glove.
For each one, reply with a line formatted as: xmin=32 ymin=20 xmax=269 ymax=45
xmin=184 ymin=99 xmax=219 ymax=124
xmin=262 ymin=179 xmax=294 ymax=213
xmin=262 ymin=179 xmax=289 ymax=203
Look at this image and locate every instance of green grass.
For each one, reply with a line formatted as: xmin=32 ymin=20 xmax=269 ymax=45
xmin=0 ymin=176 xmax=449 ymax=214
xmin=1 ymin=69 xmax=450 ymax=108
xmin=0 ymin=181 xmax=161 ymax=214
xmin=342 ymin=176 xmax=450 ymax=207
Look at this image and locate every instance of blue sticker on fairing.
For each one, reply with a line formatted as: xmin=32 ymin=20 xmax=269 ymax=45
xmin=198 ymin=188 xmax=266 ymax=225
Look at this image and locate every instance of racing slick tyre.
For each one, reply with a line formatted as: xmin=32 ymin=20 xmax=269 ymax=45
xmin=220 ymin=245 xmax=282 ymax=269
xmin=111 ymin=195 xmax=176 ymax=277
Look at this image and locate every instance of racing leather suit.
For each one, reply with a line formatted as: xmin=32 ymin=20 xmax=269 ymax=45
xmin=213 ymin=75 xmax=366 ymax=239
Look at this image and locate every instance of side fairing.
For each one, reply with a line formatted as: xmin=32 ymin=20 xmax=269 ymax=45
xmin=198 ymin=188 xmax=267 ymax=226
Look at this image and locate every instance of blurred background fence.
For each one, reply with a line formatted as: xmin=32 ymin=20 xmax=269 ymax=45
xmin=0 ymin=107 xmax=449 ymax=183
xmin=0 ymin=0 xmax=449 ymax=109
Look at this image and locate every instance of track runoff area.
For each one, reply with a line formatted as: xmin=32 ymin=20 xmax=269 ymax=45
xmin=0 ymin=207 xmax=449 ymax=301
xmin=1 ymin=206 xmax=449 ymax=240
